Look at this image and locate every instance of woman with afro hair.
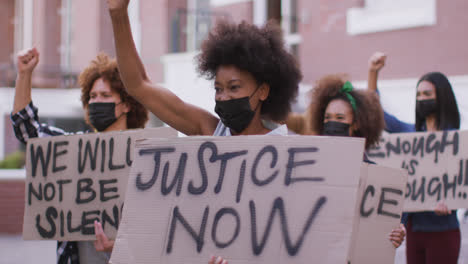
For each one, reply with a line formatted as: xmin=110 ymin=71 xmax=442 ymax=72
xmin=288 ymin=74 xmax=383 ymax=150
xmin=107 ymin=0 xmax=301 ymax=137
xmin=286 ymin=74 xmax=406 ymax=249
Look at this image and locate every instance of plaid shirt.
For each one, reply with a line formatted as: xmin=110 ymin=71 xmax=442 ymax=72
xmin=11 ymin=101 xmax=80 ymax=264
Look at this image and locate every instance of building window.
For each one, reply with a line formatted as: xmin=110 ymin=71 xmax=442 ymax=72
xmin=347 ymin=0 xmax=437 ymax=35
xmin=254 ymin=0 xmax=301 ymax=59
xmin=0 ymin=0 xmax=27 ymax=87
xmin=169 ymin=0 xmax=229 ymax=53
xmin=13 ymin=0 xmax=33 ymax=55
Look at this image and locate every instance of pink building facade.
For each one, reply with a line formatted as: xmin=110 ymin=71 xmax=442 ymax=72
xmin=0 ymin=0 xmax=467 ymax=235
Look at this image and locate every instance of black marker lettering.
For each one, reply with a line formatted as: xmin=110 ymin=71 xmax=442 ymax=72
xmin=78 ymin=138 xmax=99 ymax=173
xmin=56 ymin=179 xmax=72 ymax=202
xmin=402 ymin=141 xmax=411 ymax=154
xmin=189 ymin=142 xmax=212 ymax=195
xmin=236 ymin=160 xmax=246 ymax=203
xmin=426 ymin=133 xmax=440 ymax=163
xmin=213 ymin=150 xmax=248 ymax=194
xmin=464 ymin=160 xmax=468 ymax=186
xmin=109 ymin=138 xmax=125 ymax=170
xmin=166 ymin=206 xmax=209 ymax=253
xmin=440 ymin=131 xmax=459 ymax=156
xmin=251 ymin=145 xmax=279 ymax=186
xmin=442 ymin=174 xmax=457 ymax=199
xmin=412 ymin=136 xmax=424 ymax=158
xmin=99 ymin=179 xmax=119 ymax=202
xmin=211 ymin=208 xmax=240 ymax=248
xmin=377 ymin=188 xmax=402 ymax=219
xmin=250 ymin=196 xmax=326 ymax=256
xmin=136 ymin=147 xmax=175 ymax=191
xmin=60 ymin=211 xmax=65 ymax=237
xmin=76 ymin=178 xmax=96 ymax=204
xmin=126 ymin=137 xmax=133 ymax=166
xmin=161 ymin=153 xmax=187 ymax=196
xmin=385 ymin=138 xmax=401 ymax=157
xmin=410 ymin=177 xmax=426 ymax=202
xmin=428 ymin=177 xmax=441 ymax=201
xmin=285 ymin=148 xmax=323 ymax=185
xmin=81 ymin=210 xmax=100 ymax=235
xmin=36 ymin=206 xmax=57 ymax=238
xmin=100 ymin=139 xmax=106 ymax=173
xmin=28 ymin=182 xmax=42 ymax=205
xmin=52 ymin=141 xmax=68 ymax=173
xmin=102 ymin=205 xmax=120 ymax=230
xmin=43 ymin=182 xmax=55 ymax=201
xmin=67 ymin=211 xmax=82 ymax=233
xmin=360 ymin=185 xmax=375 ymax=217
xmin=30 ymin=142 xmax=52 ymax=177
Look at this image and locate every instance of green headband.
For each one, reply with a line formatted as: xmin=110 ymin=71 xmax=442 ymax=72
xmin=340 ymin=81 xmax=357 ymax=111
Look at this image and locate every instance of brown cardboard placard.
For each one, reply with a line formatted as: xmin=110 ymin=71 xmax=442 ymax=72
xmin=368 ymin=130 xmax=467 ymax=211
xmin=110 ymin=135 xmax=365 ymax=264
xmin=23 ymin=127 xmax=177 ymax=241
xmin=348 ymin=163 xmax=407 ymax=264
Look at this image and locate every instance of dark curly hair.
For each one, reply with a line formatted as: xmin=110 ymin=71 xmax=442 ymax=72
xmin=308 ymin=74 xmax=384 ymax=150
xmin=197 ymin=20 xmax=302 ymax=122
xmin=79 ymin=53 xmax=148 ymax=129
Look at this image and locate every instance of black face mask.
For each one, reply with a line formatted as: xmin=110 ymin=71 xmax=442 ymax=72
xmin=215 ymin=97 xmax=256 ymax=133
xmin=88 ymin=102 xmax=120 ymax=132
xmin=323 ymin=121 xmax=351 ymax=137
xmin=214 ymin=87 xmax=262 ymax=134
xmin=416 ymin=99 xmax=437 ymax=119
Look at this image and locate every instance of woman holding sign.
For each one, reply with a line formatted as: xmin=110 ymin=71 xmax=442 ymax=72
xmin=106 ymin=0 xmax=301 ymax=137
xmin=286 ymin=74 xmax=407 ymax=248
xmin=367 ymin=52 xmax=461 ymax=264
xmin=11 ymin=49 xmax=148 ymax=264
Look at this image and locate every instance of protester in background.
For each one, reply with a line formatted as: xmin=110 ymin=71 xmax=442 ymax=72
xmin=368 ymin=52 xmax=461 ymax=264
xmin=287 ymin=74 xmax=406 ymax=248
xmin=11 ymin=48 xmax=148 ymax=264
xmin=304 ymin=74 xmax=383 ymax=151
xmin=106 ymin=0 xmax=301 ymax=138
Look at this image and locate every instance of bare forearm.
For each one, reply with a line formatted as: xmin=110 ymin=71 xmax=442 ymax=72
xmin=109 ymin=10 xmax=149 ymax=93
xmin=107 ymin=4 xmax=218 ymax=136
xmin=13 ymin=73 xmax=33 ymax=114
xmin=367 ymin=70 xmax=378 ymax=92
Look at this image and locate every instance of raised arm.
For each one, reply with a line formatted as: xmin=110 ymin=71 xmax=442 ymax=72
xmin=106 ymin=0 xmax=218 ymax=135
xmin=366 ymin=52 xmax=415 ymax=133
xmin=367 ymin=51 xmax=386 ymax=93
xmin=11 ymin=48 xmax=66 ymax=143
xmin=13 ymin=48 xmax=39 ymax=114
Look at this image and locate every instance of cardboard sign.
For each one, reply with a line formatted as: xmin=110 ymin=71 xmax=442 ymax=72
xmin=348 ymin=163 xmax=407 ymax=264
xmin=367 ymin=130 xmax=466 ymax=211
xmin=23 ymin=127 xmax=177 ymax=241
xmin=110 ymin=135 xmax=365 ymax=264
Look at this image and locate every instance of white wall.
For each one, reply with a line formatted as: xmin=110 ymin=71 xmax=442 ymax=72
xmin=161 ymin=52 xmax=216 ymax=115
xmin=0 ymin=87 xmax=83 ymax=160
xmin=353 ymin=75 xmax=468 ymax=130
xmin=161 ymin=51 xmax=468 ymax=132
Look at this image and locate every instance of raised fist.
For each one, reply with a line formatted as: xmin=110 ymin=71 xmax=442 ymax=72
xmin=368 ymin=51 xmax=386 ymax=73
xmin=17 ymin=48 xmax=39 ymax=74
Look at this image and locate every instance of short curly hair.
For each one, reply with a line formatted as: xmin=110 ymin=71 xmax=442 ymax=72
xmin=308 ymin=74 xmax=384 ymax=150
xmin=79 ymin=53 xmax=148 ymax=129
xmin=197 ymin=20 xmax=302 ymax=122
